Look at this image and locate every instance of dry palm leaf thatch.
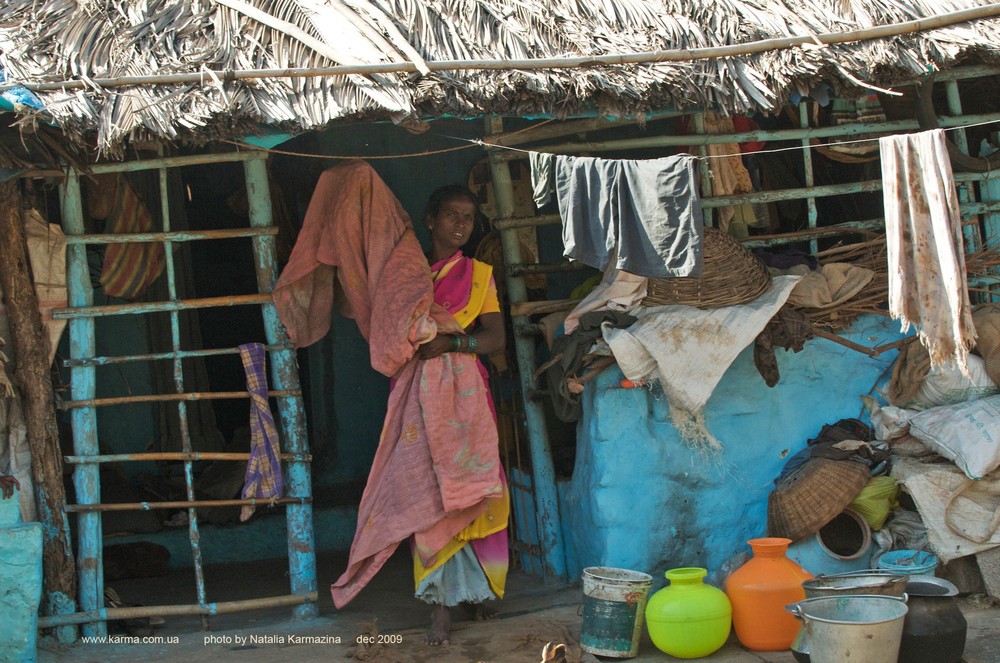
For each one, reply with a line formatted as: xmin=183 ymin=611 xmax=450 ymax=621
xmin=0 ymin=1 xmax=999 ymax=152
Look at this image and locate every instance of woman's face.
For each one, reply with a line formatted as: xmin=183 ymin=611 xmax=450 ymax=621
xmin=428 ymin=196 xmax=476 ymax=254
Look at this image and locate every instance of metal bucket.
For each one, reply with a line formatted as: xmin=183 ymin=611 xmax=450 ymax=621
xmin=792 ymin=571 xmax=909 ymax=662
xmin=787 ymin=595 xmax=908 ymax=663
xmin=580 ymin=567 xmax=653 ymax=658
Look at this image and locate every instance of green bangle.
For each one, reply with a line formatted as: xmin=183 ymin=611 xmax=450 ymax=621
xmin=467 ymin=336 xmax=478 ymax=353
xmin=449 ymin=335 xmax=460 ymax=352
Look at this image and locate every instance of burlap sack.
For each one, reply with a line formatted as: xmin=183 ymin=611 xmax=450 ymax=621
xmin=887 ymin=338 xmax=931 ymax=408
xmin=973 ymin=304 xmax=1000 ymax=386
xmin=786 ymin=263 xmax=874 ymax=309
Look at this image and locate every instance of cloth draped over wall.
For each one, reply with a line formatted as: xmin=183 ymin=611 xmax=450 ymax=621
xmin=602 ymin=275 xmax=801 ymax=452
xmin=880 ymin=128 xmax=976 ymax=371
xmin=270 ymin=160 xmax=502 ymax=608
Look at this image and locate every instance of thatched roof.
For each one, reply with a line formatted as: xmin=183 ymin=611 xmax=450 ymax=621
xmin=1 ymin=0 xmax=1000 ymax=153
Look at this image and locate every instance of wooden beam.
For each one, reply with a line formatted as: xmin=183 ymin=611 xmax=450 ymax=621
xmin=0 ymin=182 xmax=77 ymax=621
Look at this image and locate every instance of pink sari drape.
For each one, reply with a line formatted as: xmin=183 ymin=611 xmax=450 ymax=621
xmin=419 ymin=253 xmax=508 ymax=595
xmin=307 ymin=163 xmax=501 ymax=608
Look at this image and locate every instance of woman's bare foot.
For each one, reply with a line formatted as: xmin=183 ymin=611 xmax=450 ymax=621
xmin=462 ymin=600 xmax=499 ymax=621
xmin=424 ymin=604 xmax=451 ymax=645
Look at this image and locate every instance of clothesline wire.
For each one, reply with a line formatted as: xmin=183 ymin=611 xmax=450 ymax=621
xmin=222 ymin=116 xmax=999 ymax=162
xmin=218 ymin=118 xmax=556 ymax=161
xmin=452 ymin=116 xmax=1000 ymax=161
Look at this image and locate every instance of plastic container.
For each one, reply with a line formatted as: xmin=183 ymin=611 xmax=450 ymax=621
xmin=786 ymin=509 xmax=874 ymax=576
xmin=877 ymin=549 xmax=938 ymax=577
xmin=644 ymin=567 xmax=731 ymax=659
xmin=725 ymin=537 xmax=814 ymax=651
xmin=580 ymin=567 xmax=653 ymax=658
xmin=786 ymin=595 xmax=908 ymax=663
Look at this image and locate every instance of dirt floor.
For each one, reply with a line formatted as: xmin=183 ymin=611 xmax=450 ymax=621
xmin=37 ymin=548 xmax=1000 ymax=663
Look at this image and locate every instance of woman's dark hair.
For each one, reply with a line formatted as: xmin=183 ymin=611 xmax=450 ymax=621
xmin=422 ymin=185 xmax=479 ymax=224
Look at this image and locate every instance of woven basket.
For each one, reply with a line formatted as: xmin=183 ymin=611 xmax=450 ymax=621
xmin=766 ymin=457 xmax=871 ymax=542
xmin=642 ymin=228 xmax=770 ymax=308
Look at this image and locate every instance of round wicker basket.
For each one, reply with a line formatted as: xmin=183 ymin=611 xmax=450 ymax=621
xmin=766 ymin=457 xmax=872 ymax=542
xmin=642 ymin=228 xmax=771 ymax=308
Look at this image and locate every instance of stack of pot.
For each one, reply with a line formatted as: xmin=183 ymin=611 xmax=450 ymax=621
xmin=787 ymin=570 xmax=967 ymax=663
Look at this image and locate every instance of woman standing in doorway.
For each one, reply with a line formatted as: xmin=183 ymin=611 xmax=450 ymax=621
xmin=412 ymin=185 xmax=509 ymax=645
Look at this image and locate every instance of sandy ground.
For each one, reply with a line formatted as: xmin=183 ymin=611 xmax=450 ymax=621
xmin=37 ymin=548 xmax=1000 ymax=663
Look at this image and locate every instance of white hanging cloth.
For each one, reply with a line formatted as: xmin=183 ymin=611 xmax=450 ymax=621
xmin=880 ymin=128 xmax=975 ymax=370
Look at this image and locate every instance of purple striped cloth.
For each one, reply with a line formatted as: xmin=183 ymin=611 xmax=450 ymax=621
xmin=238 ymin=343 xmax=284 ymax=522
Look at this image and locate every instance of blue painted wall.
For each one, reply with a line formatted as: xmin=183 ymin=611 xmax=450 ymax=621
xmin=561 ymin=314 xmax=908 ymax=588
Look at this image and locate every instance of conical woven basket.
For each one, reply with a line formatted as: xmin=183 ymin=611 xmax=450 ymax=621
xmin=642 ymin=228 xmax=770 ymax=308
xmin=766 ymin=458 xmax=871 ymax=542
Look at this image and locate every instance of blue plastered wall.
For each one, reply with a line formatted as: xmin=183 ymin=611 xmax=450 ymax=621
xmin=561 ymin=314 xmax=908 ymax=588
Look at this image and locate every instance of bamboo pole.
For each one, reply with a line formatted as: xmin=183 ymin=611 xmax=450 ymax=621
xmin=486 ymin=117 xmax=567 ymax=579
xmin=63 ymin=344 xmax=286 ymax=367
xmin=494 ymin=213 xmax=561 ymax=231
xmin=487 ymin=113 xmax=684 ymax=147
xmin=8 ymin=5 xmax=1000 ymax=92
xmin=509 ymin=261 xmax=590 ymax=276
xmin=63 ymin=497 xmax=311 ymax=512
xmin=810 ymin=328 xmax=913 ymax=358
xmin=20 ymin=153 xmax=264 ymax=181
xmin=491 ymin=111 xmax=1000 ymax=160
xmin=37 ymin=592 xmax=319 ymax=628
xmin=52 ymin=293 xmax=273 ymax=320
xmin=576 ymin=357 xmax=618 ymax=385
xmin=88 ymin=151 xmax=263 ymax=174
xmin=740 ymin=220 xmax=884 ymax=247
xmin=64 ymin=451 xmax=310 ymax=464
xmin=63 ymin=227 xmax=277 ymax=245
xmin=0 ymin=182 xmax=78 ymax=631
xmin=59 ymin=388 xmax=301 ymax=409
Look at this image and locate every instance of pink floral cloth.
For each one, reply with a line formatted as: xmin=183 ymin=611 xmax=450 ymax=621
xmin=274 ymin=161 xmax=502 ymax=608
xmin=272 ymin=159 xmax=444 ymax=375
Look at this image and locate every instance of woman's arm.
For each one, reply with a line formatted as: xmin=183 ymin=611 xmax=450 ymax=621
xmin=416 ymin=311 xmax=505 ymax=360
xmin=469 ymin=311 xmax=505 ymax=356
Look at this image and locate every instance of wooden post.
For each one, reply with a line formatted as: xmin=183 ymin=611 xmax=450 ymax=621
xmin=0 ymin=181 xmax=77 ymax=629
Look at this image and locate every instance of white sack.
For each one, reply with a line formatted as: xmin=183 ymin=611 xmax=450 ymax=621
xmin=908 ymin=394 xmax=1000 ymax=480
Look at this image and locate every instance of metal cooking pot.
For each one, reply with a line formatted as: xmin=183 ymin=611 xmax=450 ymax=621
xmin=802 ymin=570 xmax=908 ymax=598
xmin=792 ymin=570 xmax=908 ymax=663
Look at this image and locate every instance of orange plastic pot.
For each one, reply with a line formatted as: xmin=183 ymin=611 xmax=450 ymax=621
xmin=725 ymin=537 xmax=813 ymax=651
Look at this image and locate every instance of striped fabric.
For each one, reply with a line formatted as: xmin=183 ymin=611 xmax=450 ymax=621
xmin=98 ymin=175 xmax=165 ymax=299
xmin=238 ymin=343 xmax=284 ymax=522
